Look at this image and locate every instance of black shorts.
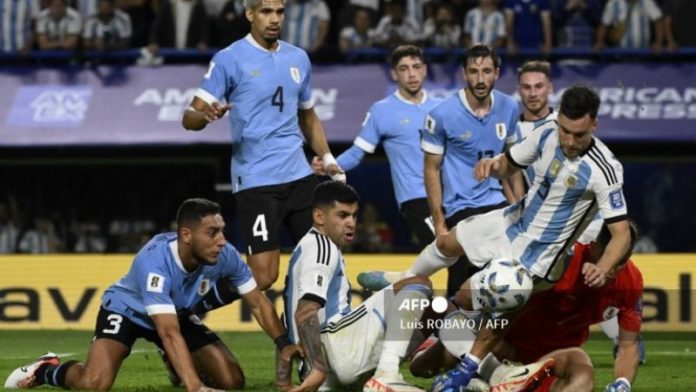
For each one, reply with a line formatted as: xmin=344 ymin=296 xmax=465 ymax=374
xmin=235 ymin=175 xmax=318 ymax=254
xmin=93 ymin=307 xmax=220 ymax=354
xmin=399 ymin=198 xmax=435 ymax=248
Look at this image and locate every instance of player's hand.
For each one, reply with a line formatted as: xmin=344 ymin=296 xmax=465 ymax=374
xmin=195 ymin=386 xmax=226 ymax=392
xmin=325 ymin=164 xmax=346 ymax=182
xmin=582 ymin=262 xmax=609 ymax=288
xmin=311 ymin=156 xmax=326 ymax=176
xmin=203 ymin=102 xmax=231 ymax=123
xmin=474 ymin=158 xmax=499 ymax=181
xmin=276 ymin=344 xmax=302 ymax=389
xmin=605 ymin=377 xmax=631 ymax=392
xmin=289 ymin=368 xmax=326 ymax=392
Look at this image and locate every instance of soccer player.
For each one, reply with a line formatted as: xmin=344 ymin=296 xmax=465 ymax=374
xmin=182 ymin=0 xmax=344 ymax=292
xmin=283 ymin=181 xmax=431 ymax=392
xmin=324 ymin=45 xmax=441 ymax=247
xmin=5 ymin=198 xmax=296 ymax=392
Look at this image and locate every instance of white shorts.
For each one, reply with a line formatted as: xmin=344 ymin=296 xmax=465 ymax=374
xmin=454 ymin=207 xmax=512 ymax=267
xmin=320 ymin=286 xmax=390 ymax=385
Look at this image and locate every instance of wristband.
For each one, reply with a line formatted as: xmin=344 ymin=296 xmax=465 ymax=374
xmin=274 ymin=334 xmax=292 ymax=351
xmin=321 ymin=153 xmax=337 ymax=169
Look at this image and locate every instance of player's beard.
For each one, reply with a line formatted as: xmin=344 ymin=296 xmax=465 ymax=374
xmin=471 ymin=82 xmax=494 ymax=102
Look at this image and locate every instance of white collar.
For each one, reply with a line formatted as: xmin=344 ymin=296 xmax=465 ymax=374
xmin=458 ymin=88 xmax=495 ymax=118
xmin=169 ymin=240 xmax=189 ymax=274
xmin=394 ymin=89 xmax=428 ymax=105
xmin=244 ymin=33 xmax=281 ymax=53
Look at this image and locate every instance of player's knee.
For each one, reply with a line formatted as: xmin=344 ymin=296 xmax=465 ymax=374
xmin=400 ymin=275 xmax=433 ymax=292
xmin=214 ymin=363 xmax=245 ymax=390
xmin=435 ymin=231 xmax=463 ymax=258
xmin=77 ymin=373 xmax=114 ymax=391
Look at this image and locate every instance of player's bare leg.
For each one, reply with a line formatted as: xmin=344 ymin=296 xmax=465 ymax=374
xmin=191 ymin=341 xmax=244 ymax=389
xmin=63 ymin=338 xmax=129 ymax=390
xmin=541 ymin=348 xmax=594 ymax=392
xmin=247 ymin=250 xmax=280 ymax=290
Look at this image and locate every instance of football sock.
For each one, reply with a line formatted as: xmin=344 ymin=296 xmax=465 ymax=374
xmin=440 ymin=309 xmax=478 ymax=358
xmin=377 ymin=283 xmax=432 ymax=376
xmin=41 ymin=360 xmax=78 ymax=388
xmin=409 ymin=242 xmax=458 ymax=277
xmin=193 ymin=279 xmax=241 ymax=314
xmin=478 ymin=353 xmax=502 ymax=381
xmin=600 ymin=316 xmax=620 ymax=345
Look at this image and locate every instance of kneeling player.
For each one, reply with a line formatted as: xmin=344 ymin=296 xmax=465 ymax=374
xmin=283 ymin=181 xmax=430 ymax=392
xmin=5 ymin=198 xmax=296 ymax=391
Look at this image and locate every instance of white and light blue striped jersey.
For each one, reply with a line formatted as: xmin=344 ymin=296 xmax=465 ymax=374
xmin=516 ymin=108 xmax=558 ymax=188
xmin=504 ymin=122 xmax=628 ymax=278
xmin=0 ymin=0 xmax=39 ymax=52
xmin=601 ymin=0 xmax=662 ymax=48
xmin=196 ymin=34 xmax=315 ymax=193
xmin=35 ymin=6 xmax=82 ymax=40
xmin=283 ymin=228 xmax=351 ymax=345
xmin=282 ymin=0 xmax=330 ymax=50
xmin=347 ymin=91 xmax=442 ymax=206
xmin=421 ymin=89 xmax=519 ymax=217
xmin=73 ymin=0 xmax=97 ymax=17
xmin=101 ymin=232 xmax=256 ymax=330
xmin=82 ymin=9 xmax=131 ymax=42
xmin=463 ymin=7 xmax=506 ymax=45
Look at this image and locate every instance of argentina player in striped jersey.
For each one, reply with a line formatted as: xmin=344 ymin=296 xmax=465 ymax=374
xmin=283 ymin=181 xmax=433 ymax=392
xmin=418 ymin=85 xmax=632 ymax=391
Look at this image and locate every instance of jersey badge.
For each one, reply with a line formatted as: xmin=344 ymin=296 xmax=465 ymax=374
xmin=496 ymin=123 xmax=506 ymax=140
xmin=146 ymin=273 xmax=165 ymax=293
xmin=609 ymin=190 xmax=625 ymax=209
xmin=425 ymin=115 xmax=436 ymax=134
xmin=459 ymin=130 xmax=472 ymax=140
xmin=603 ymin=306 xmax=619 ymax=320
xmin=198 ymin=279 xmax=211 ymax=296
xmin=290 ymin=67 xmax=301 ymax=84
xmin=549 ymin=159 xmax=562 ymax=177
xmin=564 ymin=175 xmax=577 ymax=189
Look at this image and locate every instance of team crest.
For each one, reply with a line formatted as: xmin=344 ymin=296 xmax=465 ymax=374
xmin=549 ymin=159 xmax=562 ymax=177
xmin=495 ymin=123 xmax=506 ymax=140
xmin=290 ymin=67 xmax=301 ymax=84
xmin=564 ymin=175 xmax=577 ymax=188
xmin=460 ymin=130 xmax=473 ymax=140
xmin=197 ymin=278 xmax=211 ymax=296
xmin=425 ymin=115 xmax=436 ymax=134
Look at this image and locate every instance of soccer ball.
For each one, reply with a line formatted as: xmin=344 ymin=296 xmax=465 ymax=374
xmin=477 ymin=258 xmax=533 ymax=312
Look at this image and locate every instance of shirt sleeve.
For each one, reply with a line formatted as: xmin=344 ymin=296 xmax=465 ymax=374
xmin=421 ymin=112 xmax=445 ymax=155
xmin=134 ymin=258 xmax=176 ymax=316
xmin=298 ymin=53 xmax=314 ymax=109
xmin=506 ymin=104 xmax=520 ymax=146
xmin=354 ymin=106 xmax=381 ymax=153
xmin=297 ymin=233 xmax=340 ymax=306
xmin=507 ymin=126 xmax=549 ymax=168
xmin=591 ymin=158 xmax=628 ymax=223
xmin=196 ymin=52 xmax=234 ymax=105
xmin=221 ymin=244 xmax=257 ymax=295
xmin=337 ymin=144 xmax=367 ymax=172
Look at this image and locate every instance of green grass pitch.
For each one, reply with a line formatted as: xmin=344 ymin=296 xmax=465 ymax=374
xmin=1 ymin=330 xmax=694 ymax=391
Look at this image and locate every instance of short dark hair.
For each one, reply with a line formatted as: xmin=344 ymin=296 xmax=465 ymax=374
xmin=596 ymin=220 xmax=639 ymax=266
xmin=176 ymin=198 xmax=221 ymax=228
xmin=559 ymin=85 xmax=601 ymax=120
xmin=462 ymin=43 xmax=500 ymax=69
xmin=313 ymin=181 xmax=359 ymax=209
xmin=517 ymin=60 xmax=551 ymax=80
xmin=390 ymin=45 xmax=424 ymax=68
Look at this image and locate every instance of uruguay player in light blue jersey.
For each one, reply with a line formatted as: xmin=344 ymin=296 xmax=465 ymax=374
xmin=329 ymin=45 xmax=440 ymax=247
xmin=426 ymin=85 xmax=632 ymax=392
xmin=182 ymin=0 xmax=344 ymax=292
xmin=283 ymin=181 xmax=432 ymax=392
xmin=5 ymin=199 xmax=297 ymax=392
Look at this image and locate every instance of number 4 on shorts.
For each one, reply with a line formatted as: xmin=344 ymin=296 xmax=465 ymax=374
xmin=253 ymin=214 xmax=269 ymax=242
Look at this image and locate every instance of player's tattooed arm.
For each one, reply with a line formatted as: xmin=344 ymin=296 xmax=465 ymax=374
xmin=295 ymin=299 xmax=328 ymax=373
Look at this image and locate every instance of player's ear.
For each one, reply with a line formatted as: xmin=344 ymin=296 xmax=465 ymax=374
xmin=179 ymin=226 xmax=193 ymax=244
xmin=245 ymin=8 xmax=254 ymax=23
xmin=313 ymin=207 xmax=325 ymax=226
xmin=390 ymin=68 xmax=398 ymax=82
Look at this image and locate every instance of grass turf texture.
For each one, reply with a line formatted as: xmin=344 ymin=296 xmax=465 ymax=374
xmin=1 ymin=331 xmax=694 ymax=391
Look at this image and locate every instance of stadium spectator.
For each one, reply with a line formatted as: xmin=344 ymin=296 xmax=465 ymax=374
xmin=182 ymin=0 xmax=344 ymax=292
xmin=72 ymin=221 xmax=107 ymax=253
xmin=140 ymin=0 xmax=209 ymax=65
xmin=281 ymin=0 xmax=330 ymax=53
xmin=552 ymin=0 xmax=602 ymax=49
xmin=338 ymin=6 xmax=373 ymax=53
xmin=70 ymin=0 xmax=97 ymax=16
xmin=5 ymin=198 xmax=297 ymax=391
xmin=350 ymin=202 xmax=394 ymax=252
xmin=503 ymin=0 xmax=552 ymax=55
xmin=594 ymin=0 xmax=664 ymax=52
xmin=35 ymin=0 xmax=82 ymax=50
xmin=422 ymin=3 xmax=461 ymax=49
xmin=0 ymin=199 xmax=20 ymax=253
xmin=404 ymin=0 xmax=432 ymax=25
xmin=17 ymin=217 xmax=63 ymax=253
xmin=82 ymin=0 xmax=132 ymax=50
xmin=663 ymin=0 xmax=696 ymax=47
xmin=116 ymin=0 xmax=156 ymax=47
xmin=211 ymin=0 xmax=248 ymax=47
xmin=372 ymin=0 xmax=421 ymax=47
xmin=0 ymin=0 xmax=40 ymax=53
xmin=462 ymin=0 xmax=506 ymax=49
xmin=283 ymin=181 xmax=430 ymax=392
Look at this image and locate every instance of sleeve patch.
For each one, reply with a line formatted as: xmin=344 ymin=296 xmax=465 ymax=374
xmin=361 ymin=112 xmax=371 ymax=127
xmin=146 ymin=273 xmax=165 ymax=293
xmin=425 ymin=115 xmax=436 ymax=135
xmin=609 ymin=189 xmax=625 ymax=210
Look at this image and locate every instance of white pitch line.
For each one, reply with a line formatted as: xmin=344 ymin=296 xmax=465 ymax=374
xmin=4 ymin=348 xmax=159 ymax=361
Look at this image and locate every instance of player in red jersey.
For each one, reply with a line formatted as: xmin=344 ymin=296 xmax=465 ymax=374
xmin=411 ymin=222 xmax=641 ymax=392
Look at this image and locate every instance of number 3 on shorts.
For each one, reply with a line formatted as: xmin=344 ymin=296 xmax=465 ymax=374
xmin=253 ymin=214 xmax=269 ymax=242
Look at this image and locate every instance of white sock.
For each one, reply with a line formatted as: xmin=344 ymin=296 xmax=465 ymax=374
xmin=478 ymin=353 xmax=502 ymax=381
xmin=409 ymin=242 xmax=459 ymax=277
xmin=440 ymin=309 xmax=477 ymax=358
xmin=600 ymin=316 xmax=620 ymax=345
xmin=377 ymin=284 xmax=431 ymax=376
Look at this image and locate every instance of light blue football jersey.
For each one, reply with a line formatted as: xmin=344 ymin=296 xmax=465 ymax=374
xmin=339 ymin=91 xmax=442 ymax=206
xmin=196 ymin=34 xmax=314 ymax=193
xmin=421 ymin=89 xmax=519 ymax=218
xmin=101 ymin=232 xmax=255 ymax=330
